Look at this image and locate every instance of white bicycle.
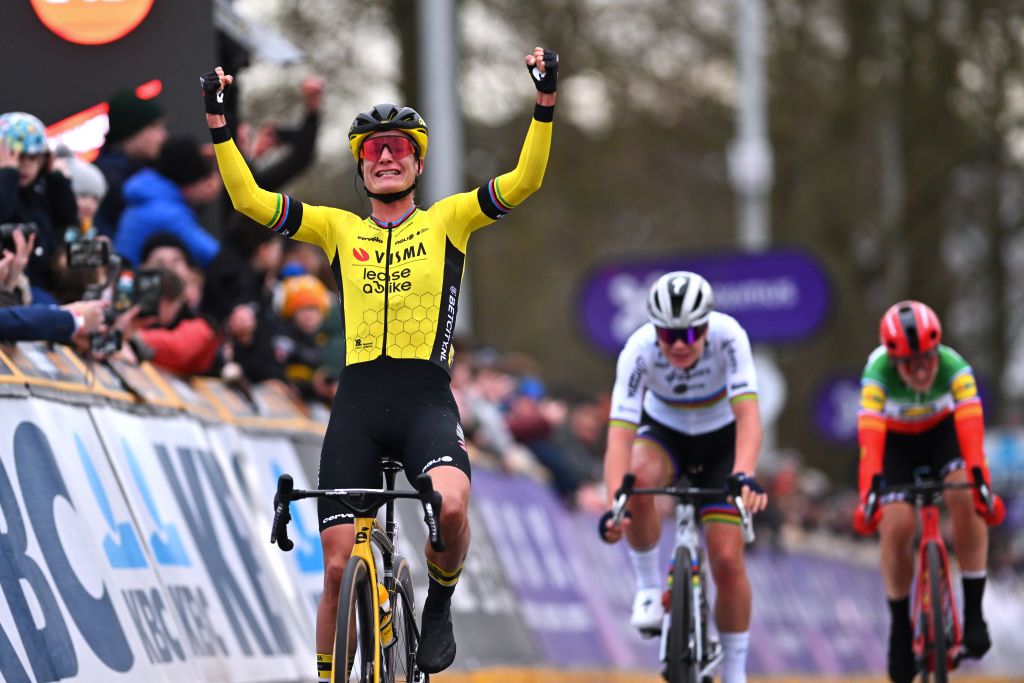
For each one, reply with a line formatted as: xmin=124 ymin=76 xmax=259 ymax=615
xmin=608 ymin=473 xmax=755 ymax=683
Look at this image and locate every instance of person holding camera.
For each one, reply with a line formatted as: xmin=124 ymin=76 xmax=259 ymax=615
xmin=0 ymin=111 xmax=78 ymax=303
xmin=119 ymin=267 xmax=220 ymax=375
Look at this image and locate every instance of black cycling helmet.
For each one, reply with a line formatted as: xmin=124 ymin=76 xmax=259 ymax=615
xmin=347 ymin=103 xmax=429 ymax=163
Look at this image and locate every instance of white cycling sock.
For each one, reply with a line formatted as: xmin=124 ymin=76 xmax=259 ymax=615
xmin=627 ymin=544 xmax=662 ymax=591
xmin=719 ymin=631 xmax=749 ymax=683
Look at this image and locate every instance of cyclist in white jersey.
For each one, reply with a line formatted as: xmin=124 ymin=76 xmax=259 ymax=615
xmin=601 ymin=271 xmax=767 ymax=683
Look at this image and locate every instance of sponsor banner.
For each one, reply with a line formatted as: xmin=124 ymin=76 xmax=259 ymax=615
xmin=229 ymin=430 xmax=323 ymax=634
xmin=392 ymin=472 xmax=541 ymax=670
xmin=567 ymin=513 xmax=665 ymax=669
xmin=0 ymin=397 xmax=198 ymax=682
xmin=578 ymin=248 xmax=831 ymax=353
xmin=89 ymin=406 xmax=307 ymax=681
xmin=473 ymin=469 xmax=611 ymax=667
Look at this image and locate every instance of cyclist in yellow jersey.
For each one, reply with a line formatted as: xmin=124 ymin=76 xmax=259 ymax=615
xmin=200 ymin=47 xmax=558 ymax=678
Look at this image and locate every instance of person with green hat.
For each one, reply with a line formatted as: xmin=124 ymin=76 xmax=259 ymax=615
xmin=94 ymin=89 xmax=167 ymax=237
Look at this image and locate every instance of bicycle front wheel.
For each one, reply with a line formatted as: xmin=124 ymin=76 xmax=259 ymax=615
xmin=334 ymin=556 xmax=377 ymax=683
xmin=926 ymin=541 xmax=949 ymax=683
xmin=666 ymin=546 xmax=698 ymax=683
xmin=384 ymin=556 xmax=424 ymax=682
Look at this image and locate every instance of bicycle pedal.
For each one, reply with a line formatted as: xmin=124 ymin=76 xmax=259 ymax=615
xmin=638 ymin=626 xmax=661 ymax=640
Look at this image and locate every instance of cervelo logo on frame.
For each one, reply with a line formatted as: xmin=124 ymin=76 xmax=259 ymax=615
xmin=31 ymin=0 xmax=155 ymax=46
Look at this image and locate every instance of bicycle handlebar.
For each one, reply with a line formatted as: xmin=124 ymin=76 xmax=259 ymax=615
xmin=269 ymin=472 xmax=446 ymax=553
xmin=864 ymin=466 xmax=992 ymax=521
xmin=414 ymin=473 xmax=446 ymax=553
xmin=607 ymin=473 xmax=756 ymax=545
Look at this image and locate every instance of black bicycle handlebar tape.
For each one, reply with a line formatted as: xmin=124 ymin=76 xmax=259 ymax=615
xmin=615 ymin=473 xmax=636 ymax=500
xmin=414 ymin=474 xmax=446 ymax=553
xmin=970 ymin=466 xmax=995 ymax=514
xmin=864 ymin=473 xmax=883 ymax=520
xmin=271 ymin=475 xmax=294 ymax=551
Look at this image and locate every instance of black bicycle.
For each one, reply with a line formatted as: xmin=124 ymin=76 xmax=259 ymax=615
xmin=608 ymin=473 xmax=755 ymax=683
xmin=271 ymin=458 xmax=443 ymax=683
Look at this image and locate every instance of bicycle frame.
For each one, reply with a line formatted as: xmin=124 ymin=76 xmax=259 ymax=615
xmin=657 ymin=502 xmax=723 ymax=680
xmin=271 ymin=464 xmax=443 ymax=683
xmin=912 ymin=495 xmax=961 ymax=674
xmin=864 ymin=466 xmax=994 ymax=680
xmin=608 ymin=474 xmax=753 ymax=682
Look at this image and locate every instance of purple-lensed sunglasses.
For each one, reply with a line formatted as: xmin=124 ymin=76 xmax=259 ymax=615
xmin=655 ymin=323 xmax=708 ymax=345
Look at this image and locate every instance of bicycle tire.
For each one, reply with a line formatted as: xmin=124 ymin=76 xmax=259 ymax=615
xmin=384 ymin=556 xmax=424 ymax=682
xmin=926 ymin=541 xmax=948 ymax=683
xmin=666 ymin=546 xmax=698 ymax=683
xmin=334 ymin=556 xmax=377 ymax=683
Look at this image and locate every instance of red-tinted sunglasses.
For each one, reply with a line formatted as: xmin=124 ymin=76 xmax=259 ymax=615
xmin=360 ymin=135 xmax=417 ymax=162
xmin=655 ymin=324 xmax=708 ymax=345
xmin=894 ymin=348 xmax=939 ymax=371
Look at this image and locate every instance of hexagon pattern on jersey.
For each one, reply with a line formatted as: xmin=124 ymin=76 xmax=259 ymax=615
xmin=350 ymin=290 xmax=441 ymax=362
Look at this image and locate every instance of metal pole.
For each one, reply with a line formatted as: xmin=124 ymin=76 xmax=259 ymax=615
xmin=728 ymin=0 xmax=780 ymax=463
xmin=728 ymin=0 xmax=773 ymax=252
xmin=417 ymin=0 xmax=473 ymax=332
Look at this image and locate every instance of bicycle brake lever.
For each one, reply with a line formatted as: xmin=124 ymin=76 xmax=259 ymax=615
xmin=415 ymin=474 xmax=446 ymax=552
xmin=733 ymin=495 xmax=756 ymax=545
xmin=271 ymin=475 xmax=294 ymax=551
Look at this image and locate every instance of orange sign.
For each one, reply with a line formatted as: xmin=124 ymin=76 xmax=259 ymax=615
xmin=31 ymin=0 xmax=155 ymax=46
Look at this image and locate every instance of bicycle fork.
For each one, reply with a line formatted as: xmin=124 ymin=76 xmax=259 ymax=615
xmin=341 ymin=517 xmax=383 ymax=683
xmin=660 ymin=506 xmax=724 ymax=680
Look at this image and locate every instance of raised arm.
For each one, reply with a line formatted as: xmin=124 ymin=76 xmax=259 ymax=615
xmin=199 ymin=68 xmax=332 ymax=249
xmin=492 ymin=47 xmax=559 ymax=207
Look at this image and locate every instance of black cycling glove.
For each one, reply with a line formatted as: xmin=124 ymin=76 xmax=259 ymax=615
xmin=727 ymin=472 xmax=765 ymax=496
xmin=526 ymin=49 xmax=559 ymax=94
xmin=200 ymin=71 xmax=228 ymax=115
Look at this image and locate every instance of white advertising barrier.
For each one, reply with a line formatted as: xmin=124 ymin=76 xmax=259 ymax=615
xmin=89 ymin=405 xmax=310 ymax=682
xmin=216 ymin=428 xmax=324 ymax=631
xmin=0 ymin=397 xmax=200 ymax=683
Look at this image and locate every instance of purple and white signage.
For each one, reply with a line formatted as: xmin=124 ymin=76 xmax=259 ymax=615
xmin=578 ymin=248 xmax=831 ymax=353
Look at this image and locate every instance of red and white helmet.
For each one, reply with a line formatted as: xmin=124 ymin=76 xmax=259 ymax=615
xmin=879 ymin=300 xmax=942 ymax=358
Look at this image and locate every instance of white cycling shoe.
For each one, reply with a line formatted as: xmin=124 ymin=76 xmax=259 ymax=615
xmin=630 ymin=587 xmax=664 ymax=637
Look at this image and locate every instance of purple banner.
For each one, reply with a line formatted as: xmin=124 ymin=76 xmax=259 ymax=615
xmin=472 ymin=469 xmax=614 ymax=667
xmin=577 ymin=248 xmax=831 ymax=353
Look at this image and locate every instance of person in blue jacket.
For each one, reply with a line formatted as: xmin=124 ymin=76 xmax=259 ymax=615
xmin=114 ymin=136 xmax=221 ymax=267
xmin=0 ymin=300 xmax=107 ymax=343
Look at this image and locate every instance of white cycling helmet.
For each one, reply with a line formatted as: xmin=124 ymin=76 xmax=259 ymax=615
xmin=646 ymin=271 xmax=714 ymax=328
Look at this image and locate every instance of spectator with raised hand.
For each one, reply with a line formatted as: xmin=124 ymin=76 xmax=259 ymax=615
xmin=236 ymin=74 xmax=325 ymax=192
xmin=0 ymin=225 xmax=36 ymax=308
xmin=0 ymin=111 xmax=78 ymax=302
xmin=114 ymin=136 xmax=222 ymax=268
xmin=94 ymin=89 xmax=167 ymax=237
xmin=0 ymin=299 xmax=107 ymax=343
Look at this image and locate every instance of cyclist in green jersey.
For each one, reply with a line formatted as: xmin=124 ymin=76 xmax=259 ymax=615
xmin=200 ymin=47 xmax=558 ymax=679
xmin=854 ymin=301 xmax=1005 ymax=683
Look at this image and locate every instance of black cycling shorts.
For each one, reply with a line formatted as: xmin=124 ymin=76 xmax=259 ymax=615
xmin=881 ymin=415 xmax=965 ymax=504
xmin=635 ymin=413 xmax=738 ymax=519
xmin=317 ymin=356 xmax=471 ymax=531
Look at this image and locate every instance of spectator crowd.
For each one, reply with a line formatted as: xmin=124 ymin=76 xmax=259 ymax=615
xmin=3 ymin=77 xmax=1019 ymax=567
xmin=0 ymin=76 xmax=610 ymax=512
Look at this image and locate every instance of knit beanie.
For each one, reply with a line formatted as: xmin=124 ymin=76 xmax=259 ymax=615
xmin=105 ymin=89 xmax=163 ymax=146
xmin=277 ymin=275 xmax=331 ymax=319
xmin=67 ymin=157 xmax=108 ymax=199
xmin=157 ymin=137 xmax=212 ymax=186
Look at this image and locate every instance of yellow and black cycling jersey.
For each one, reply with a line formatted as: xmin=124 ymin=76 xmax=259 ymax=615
xmin=213 ymin=106 xmax=553 ymax=373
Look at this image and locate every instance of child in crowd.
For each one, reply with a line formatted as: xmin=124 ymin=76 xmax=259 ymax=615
xmin=272 ymin=274 xmax=332 ymax=402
